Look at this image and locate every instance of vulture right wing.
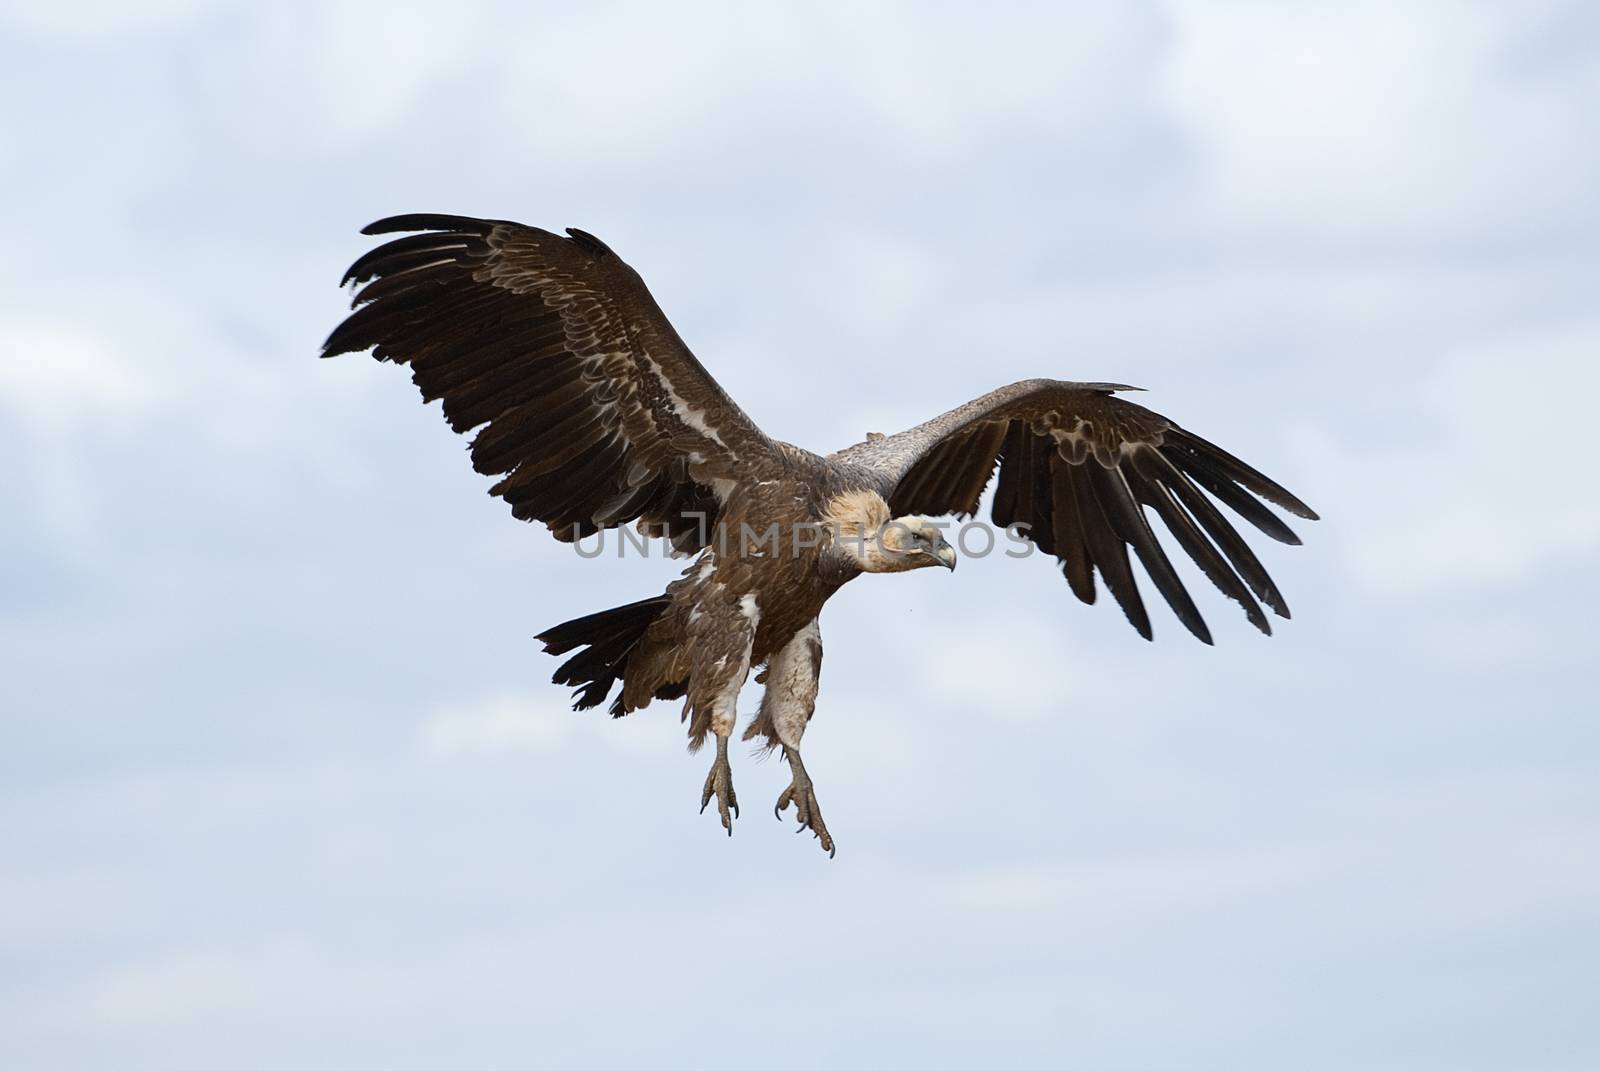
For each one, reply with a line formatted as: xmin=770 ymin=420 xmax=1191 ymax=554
xmin=324 ymin=214 xmax=778 ymax=552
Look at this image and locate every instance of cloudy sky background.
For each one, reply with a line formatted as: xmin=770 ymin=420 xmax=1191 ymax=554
xmin=3 ymin=2 xmax=1598 ymax=1067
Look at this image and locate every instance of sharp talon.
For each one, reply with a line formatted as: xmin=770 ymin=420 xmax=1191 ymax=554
xmin=773 ymin=751 xmax=834 ymax=855
xmin=701 ymin=738 xmax=738 ymax=836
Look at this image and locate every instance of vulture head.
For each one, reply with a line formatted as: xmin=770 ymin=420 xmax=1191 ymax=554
xmin=870 ymin=516 xmax=958 ymax=573
xmin=822 ymin=490 xmax=957 ymax=574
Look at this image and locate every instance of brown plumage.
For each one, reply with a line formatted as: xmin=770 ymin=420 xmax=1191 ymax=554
xmin=325 ymin=213 xmax=1319 ymax=855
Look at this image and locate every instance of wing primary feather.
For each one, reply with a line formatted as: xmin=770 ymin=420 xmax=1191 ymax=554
xmin=1049 ymin=450 xmax=1096 ymax=604
xmin=1172 ymin=448 xmax=1303 ymax=546
xmin=341 ymin=235 xmax=480 ymax=286
xmin=1168 ymin=430 xmax=1319 ymax=520
xmin=345 ymin=253 xmax=469 ymax=297
xmin=347 ymin=262 xmax=462 ymax=310
xmin=325 ymin=274 xmax=499 ymax=359
xmin=322 ymin=298 xmax=434 ymax=358
xmin=1159 ymin=452 xmax=1291 ymax=618
xmin=1068 ymin=462 xmax=1152 ymax=640
xmin=1090 ymin=462 xmax=1212 ymax=644
xmin=1128 ymin=448 xmax=1269 ymax=635
xmin=1026 ymin=432 xmax=1057 ymax=557
xmin=1011 ymin=423 xmax=1039 ymax=534
xmin=362 ymin=214 xmax=499 ymax=237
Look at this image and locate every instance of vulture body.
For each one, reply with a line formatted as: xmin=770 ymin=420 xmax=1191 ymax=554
xmin=324 ymin=214 xmax=1318 ymax=854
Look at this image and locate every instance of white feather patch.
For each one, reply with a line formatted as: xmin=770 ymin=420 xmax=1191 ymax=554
xmin=738 ymin=593 xmax=761 ymax=629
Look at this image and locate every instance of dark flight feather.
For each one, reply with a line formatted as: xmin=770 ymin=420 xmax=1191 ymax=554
xmin=834 ymin=379 xmax=1316 ymax=642
xmin=324 ymin=214 xmax=779 ymax=552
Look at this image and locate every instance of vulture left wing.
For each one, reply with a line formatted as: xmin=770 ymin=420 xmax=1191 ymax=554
xmin=324 ymin=214 xmax=777 ymax=551
xmin=834 ymin=379 xmax=1318 ymax=643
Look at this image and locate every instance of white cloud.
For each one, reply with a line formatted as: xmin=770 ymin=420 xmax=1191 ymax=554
xmin=219 ymin=4 xmax=491 ymax=154
xmin=0 ymin=0 xmax=221 ymax=36
xmin=941 ymin=850 xmax=1319 ymax=916
xmin=1158 ymin=0 xmax=1600 ymax=241
xmin=1418 ymin=612 xmax=1545 ymax=667
xmin=184 ymin=3 xmax=1161 ymax=182
xmin=16 ymin=939 xmax=429 ymax=1035
xmin=0 ymin=324 xmax=162 ymax=425
xmin=1295 ymin=320 xmax=1600 ymax=596
xmin=419 ymin=692 xmax=688 ymax=761
xmin=0 ymin=323 xmax=173 ymax=559
xmin=813 ymin=4 xmax=1157 ymax=152
xmin=418 ymin=694 xmax=576 ymax=759
xmin=0 ymin=872 xmax=120 ymax=945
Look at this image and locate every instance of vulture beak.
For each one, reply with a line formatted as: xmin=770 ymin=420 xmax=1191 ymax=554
xmin=933 ymin=540 xmax=958 ymax=571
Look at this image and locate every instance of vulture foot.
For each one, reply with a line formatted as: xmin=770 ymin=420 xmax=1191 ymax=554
xmin=699 ymin=734 xmax=739 ymax=835
xmin=776 ymin=747 xmax=834 ymax=857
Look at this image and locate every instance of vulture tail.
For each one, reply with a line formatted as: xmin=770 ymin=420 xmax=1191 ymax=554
xmin=536 ymin=596 xmax=670 ymax=715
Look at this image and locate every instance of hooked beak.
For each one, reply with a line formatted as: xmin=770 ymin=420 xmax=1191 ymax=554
xmin=932 ymin=540 xmax=957 ymax=571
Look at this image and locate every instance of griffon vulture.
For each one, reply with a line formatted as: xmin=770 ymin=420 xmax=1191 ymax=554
xmin=324 ymin=214 xmax=1318 ymax=855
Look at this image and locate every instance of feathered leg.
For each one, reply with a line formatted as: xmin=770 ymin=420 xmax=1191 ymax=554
xmin=744 ymin=619 xmax=832 ymax=855
xmin=687 ymin=593 xmax=757 ymax=837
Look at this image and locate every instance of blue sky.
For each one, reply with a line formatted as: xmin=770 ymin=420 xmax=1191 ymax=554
xmin=3 ymin=2 xmax=1597 ymax=1068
